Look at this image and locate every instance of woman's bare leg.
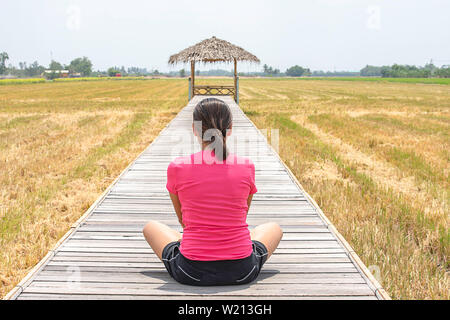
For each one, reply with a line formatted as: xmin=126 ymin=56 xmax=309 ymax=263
xmin=143 ymin=220 xmax=182 ymax=260
xmin=250 ymin=222 xmax=283 ymax=259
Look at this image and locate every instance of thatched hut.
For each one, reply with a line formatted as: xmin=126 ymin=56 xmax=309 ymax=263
xmin=169 ymin=36 xmax=259 ymax=102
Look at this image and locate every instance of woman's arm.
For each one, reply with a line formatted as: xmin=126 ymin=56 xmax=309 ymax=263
xmin=169 ymin=192 xmax=184 ymax=228
xmin=246 ymin=194 xmax=254 ymax=216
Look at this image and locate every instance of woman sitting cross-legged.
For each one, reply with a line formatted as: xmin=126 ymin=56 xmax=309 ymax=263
xmin=143 ymin=98 xmax=283 ymax=286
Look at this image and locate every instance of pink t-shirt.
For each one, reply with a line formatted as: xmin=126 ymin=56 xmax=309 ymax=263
xmin=166 ymin=150 xmax=257 ymax=261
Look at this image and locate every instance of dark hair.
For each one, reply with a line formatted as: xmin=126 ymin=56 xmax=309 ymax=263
xmin=193 ymin=98 xmax=232 ymax=161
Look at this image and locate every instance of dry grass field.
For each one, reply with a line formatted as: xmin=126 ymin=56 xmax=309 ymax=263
xmin=0 ymin=79 xmax=186 ymax=297
xmin=237 ymin=78 xmax=449 ymax=300
xmin=0 ymin=78 xmax=448 ymax=299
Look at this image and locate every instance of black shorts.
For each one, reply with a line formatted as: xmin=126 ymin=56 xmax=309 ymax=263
xmin=161 ymin=240 xmax=268 ymax=286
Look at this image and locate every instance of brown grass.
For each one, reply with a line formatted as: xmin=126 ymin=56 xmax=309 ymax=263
xmin=238 ymin=78 xmax=449 ymax=299
xmin=0 ymin=79 xmax=186 ymax=297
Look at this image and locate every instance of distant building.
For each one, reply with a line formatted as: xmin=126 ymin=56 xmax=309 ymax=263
xmin=43 ymin=70 xmax=69 ymax=79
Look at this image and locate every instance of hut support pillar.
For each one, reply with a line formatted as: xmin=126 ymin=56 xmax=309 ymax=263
xmin=190 ymin=61 xmax=195 ymax=99
xmin=188 ymin=77 xmax=191 ymax=101
xmin=236 ymin=76 xmax=239 ymax=104
xmin=233 ymin=58 xmax=238 ymax=103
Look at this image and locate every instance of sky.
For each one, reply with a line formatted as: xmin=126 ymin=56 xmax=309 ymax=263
xmin=1 ymin=0 xmax=450 ymax=72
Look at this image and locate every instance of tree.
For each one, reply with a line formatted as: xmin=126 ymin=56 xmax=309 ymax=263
xmin=263 ymin=64 xmax=282 ymax=76
xmin=127 ymin=67 xmax=148 ymax=76
xmin=179 ymin=69 xmax=185 ymax=77
xmin=0 ymin=52 xmax=9 ymax=74
xmin=49 ymin=60 xmax=63 ymax=70
xmin=380 ymin=63 xmax=433 ymax=78
xmin=423 ymin=62 xmax=437 ymax=77
xmin=286 ymin=65 xmax=310 ymax=77
xmin=68 ymin=56 xmax=92 ymax=76
xmin=360 ymin=65 xmax=382 ymax=76
xmin=380 ymin=66 xmax=392 ymax=78
xmin=435 ymin=66 xmax=450 ymax=78
xmin=107 ymin=67 xmax=120 ymax=77
xmin=25 ymin=61 xmax=45 ymax=77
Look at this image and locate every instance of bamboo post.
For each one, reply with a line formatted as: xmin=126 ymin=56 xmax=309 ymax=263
xmin=190 ymin=61 xmax=195 ymax=99
xmin=188 ymin=77 xmax=191 ymax=101
xmin=236 ymin=76 xmax=239 ymax=104
xmin=233 ymin=58 xmax=237 ymax=102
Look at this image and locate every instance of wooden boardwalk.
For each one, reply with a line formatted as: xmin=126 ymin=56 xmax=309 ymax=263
xmin=6 ymin=96 xmax=389 ymax=300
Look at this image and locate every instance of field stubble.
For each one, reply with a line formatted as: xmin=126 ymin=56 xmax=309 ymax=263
xmin=0 ymin=78 xmax=448 ymax=299
xmin=0 ymin=79 xmax=186 ymax=297
xmin=238 ymin=79 xmax=449 ymax=299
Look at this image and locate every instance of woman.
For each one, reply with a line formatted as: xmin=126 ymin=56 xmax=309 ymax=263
xmin=143 ymin=98 xmax=283 ymax=286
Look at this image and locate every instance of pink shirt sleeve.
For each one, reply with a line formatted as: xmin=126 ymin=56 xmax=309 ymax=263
xmin=166 ymin=162 xmax=178 ymax=195
xmin=249 ymin=161 xmax=257 ymax=195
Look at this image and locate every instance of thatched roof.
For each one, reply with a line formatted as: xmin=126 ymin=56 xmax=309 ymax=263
xmin=168 ymin=36 xmax=260 ymax=64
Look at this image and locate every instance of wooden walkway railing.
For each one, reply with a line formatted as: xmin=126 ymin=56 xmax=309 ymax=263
xmin=5 ymin=96 xmax=389 ymax=300
xmin=193 ymin=85 xmax=236 ymax=97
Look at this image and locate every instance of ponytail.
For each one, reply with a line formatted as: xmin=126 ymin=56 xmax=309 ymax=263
xmin=193 ymin=98 xmax=232 ymax=161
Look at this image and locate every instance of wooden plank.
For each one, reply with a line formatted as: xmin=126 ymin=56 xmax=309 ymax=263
xmin=52 ymin=254 xmax=351 ymax=264
xmin=60 ymin=240 xmax=341 ymax=249
xmin=85 ymin=216 xmax=325 ymax=226
xmin=42 ymin=265 xmax=359 ymax=274
xmin=69 ymin=232 xmax=335 ymax=241
xmin=23 ymin=282 xmax=374 ymax=296
xmin=55 ymin=247 xmax=346 ymax=255
xmin=53 ymin=251 xmax=348 ymax=258
xmin=51 ymin=254 xmax=351 ymax=264
xmin=32 ymin=271 xmax=366 ymax=285
xmin=52 ymin=256 xmax=350 ymax=264
xmin=16 ymin=293 xmax=378 ymax=300
xmin=46 ymin=260 xmax=356 ymax=269
xmin=76 ymin=225 xmax=329 ymax=233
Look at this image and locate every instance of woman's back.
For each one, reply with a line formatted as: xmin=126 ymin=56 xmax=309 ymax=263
xmin=166 ymin=150 xmax=257 ymax=261
xmin=143 ymin=97 xmax=281 ymax=286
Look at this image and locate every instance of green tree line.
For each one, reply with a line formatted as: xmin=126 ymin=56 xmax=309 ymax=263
xmin=1 ymin=53 xmax=94 ymax=78
xmin=361 ymin=63 xmax=450 ymax=78
xmin=2 ymin=50 xmax=449 ymax=79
